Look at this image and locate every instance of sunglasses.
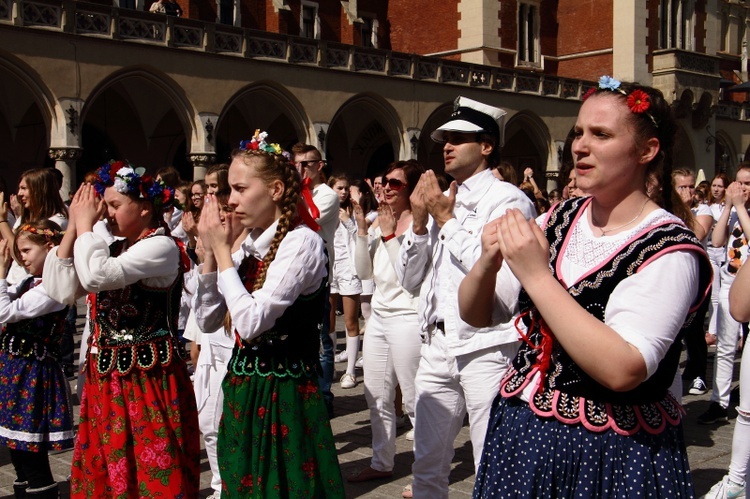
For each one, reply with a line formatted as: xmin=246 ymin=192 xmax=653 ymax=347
xmin=384 ymin=178 xmax=407 ymax=191
xmin=296 ymin=160 xmax=323 ymax=168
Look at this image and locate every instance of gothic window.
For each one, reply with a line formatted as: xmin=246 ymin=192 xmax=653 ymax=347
xmin=360 ymin=16 xmax=378 ymax=48
xmin=518 ymin=2 xmax=540 ymax=66
xmin=301 ymin=1 xmax=319 ymax=39
xmin=659 ymin=0 xmax=695 ymax=50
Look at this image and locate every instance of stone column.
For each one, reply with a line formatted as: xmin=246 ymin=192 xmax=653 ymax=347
xmin=188 ymin=154 xmax=216 ymax=181
xmin=48 ymin=147 xmax=82 ymax=200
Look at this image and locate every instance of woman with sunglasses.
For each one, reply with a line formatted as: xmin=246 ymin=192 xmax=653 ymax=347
xmin=346 ymin=160 xmax=425 ymax=483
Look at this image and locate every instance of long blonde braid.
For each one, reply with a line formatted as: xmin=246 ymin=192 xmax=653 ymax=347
xmin=253 ymin=155 xmax=301 ymax=291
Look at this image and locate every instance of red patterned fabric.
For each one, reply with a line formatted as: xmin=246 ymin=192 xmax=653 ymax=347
xmin=70 ymin=362 xmax=200 ymax=498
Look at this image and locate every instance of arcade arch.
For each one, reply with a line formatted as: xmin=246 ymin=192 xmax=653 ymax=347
xmin=503 ymin=111 xmax=551 ymax=188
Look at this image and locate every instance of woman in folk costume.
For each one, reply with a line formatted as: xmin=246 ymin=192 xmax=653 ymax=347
xmin=460 ymin=78 xmax=712 ymax=498
xmin=44 ymin=162 xmax=199 ymax=498
xmin=194 ymin=131 xmax=344 ymax=498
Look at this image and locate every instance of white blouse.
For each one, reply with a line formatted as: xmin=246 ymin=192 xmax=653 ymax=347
xmin=193 ymin=222 xmax=327 ymax=342
xmin=0 ymin=277 xmax=66 ymax=324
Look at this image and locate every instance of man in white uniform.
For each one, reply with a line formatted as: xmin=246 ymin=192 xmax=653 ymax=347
xmin=292 ymin=143 xmax=340 ymax=417
xmin=397 ymin=96 xmax=536 ymax=498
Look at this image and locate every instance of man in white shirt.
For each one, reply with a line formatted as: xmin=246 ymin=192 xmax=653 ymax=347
xmin=397 ymin=96 xmax=536 ymax=498
xmin=292 ymin=143 xmax=340 ymax=417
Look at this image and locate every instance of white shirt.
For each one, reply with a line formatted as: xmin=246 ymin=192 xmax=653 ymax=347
xmin=495 ymin=205 xmax=700 ymax=381
xmin=312 ymin=183 xmax=340 ymax=272
xmin=0 ymin=277 xmax=66 ymax=325
xmin=193 ymin=222 xmax=327 ymax=342
xmin=43 ymin=228 xmax=181 ymax=306
xmin=396 ymin=168 xmax=536 ymax=356
xmin=354 ymin=227 xmax=418 ymax=318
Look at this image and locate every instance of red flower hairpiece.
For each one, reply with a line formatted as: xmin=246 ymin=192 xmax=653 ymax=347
xmin=627 ymin=90 xmax=650 ymax=114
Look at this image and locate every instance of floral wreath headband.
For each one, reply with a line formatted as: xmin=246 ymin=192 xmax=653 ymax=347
xmin=583 ymin=76 xmax=659 ymax=129
xmin=17 ymin=224 xmax=64 ymax=239
xmin=94 ymin=160 xmax=175 ymax=211
xmin=237 ymin=130 xmax=320 ymax=231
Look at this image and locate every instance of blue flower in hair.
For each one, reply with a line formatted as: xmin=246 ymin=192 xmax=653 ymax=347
xmin=598 ymin=75 xmax=621 ymax=91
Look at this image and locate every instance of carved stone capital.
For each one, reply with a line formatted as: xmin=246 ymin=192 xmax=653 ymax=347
xmin=48 ymin=148 xmax=83 ymax=161
xmin=188 ymin=154 xmax=216 ymax=166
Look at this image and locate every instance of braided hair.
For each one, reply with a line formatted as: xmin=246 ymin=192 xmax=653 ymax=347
xmin=230 ymin=148 xmax=302 ymax=291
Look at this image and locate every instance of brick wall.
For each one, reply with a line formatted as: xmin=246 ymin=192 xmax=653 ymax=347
xmin=556 ymin=0 xmax=613 ymax=79
xmin=388 ymin=0 xmax=459 ymax=54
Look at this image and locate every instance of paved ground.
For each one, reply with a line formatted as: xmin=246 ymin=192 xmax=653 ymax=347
xmin=0 ymin=313 xmax=741 ymax=498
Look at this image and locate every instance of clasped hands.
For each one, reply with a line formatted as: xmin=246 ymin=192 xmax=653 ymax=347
xmin=409 ymin=171 xmax=457 ymax=234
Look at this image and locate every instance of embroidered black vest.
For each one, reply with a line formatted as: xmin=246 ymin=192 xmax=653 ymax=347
xmin=90 ymin=235 xmax=185 ymax=376
xmin=500 ymin=197 xmax=712 ymax=435
xmin=0 ymin=277 xmax=68 ymax=361
xmin=228 ymin=254 xmax=327 ymax=379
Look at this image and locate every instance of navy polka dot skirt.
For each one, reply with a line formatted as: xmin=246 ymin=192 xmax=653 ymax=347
xmin=473 ymin=395 xmax=694 ymax=498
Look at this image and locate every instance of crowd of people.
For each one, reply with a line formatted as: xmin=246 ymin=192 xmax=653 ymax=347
xmin=0 ymin=77 xmax=746 ymax=499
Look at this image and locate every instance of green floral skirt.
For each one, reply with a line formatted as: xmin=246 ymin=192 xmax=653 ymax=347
xmin=218 ymin=371 xmax=344 ymax=498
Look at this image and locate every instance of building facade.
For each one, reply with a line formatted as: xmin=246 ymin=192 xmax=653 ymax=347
xmin=1 ymin=0 xmax=748 ymax=197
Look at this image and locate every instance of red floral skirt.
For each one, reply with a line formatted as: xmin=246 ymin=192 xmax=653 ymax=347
xmin=70 ymin=360 xmax=200 ymax=498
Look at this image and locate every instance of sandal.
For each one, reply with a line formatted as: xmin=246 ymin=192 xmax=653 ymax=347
xmin=347 ymin=466 xmax=393 ymax=483
xmin=402 ymin=484 xmax=413 ymax=498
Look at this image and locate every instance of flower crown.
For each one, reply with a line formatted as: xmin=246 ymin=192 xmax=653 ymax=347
xmin=94 ymin=160 xmax=175 ymax=211
xmin=583 ymin=76 xmax=659 ymax=129
xmin=239 ymin=130 xmax=291 ymax=160
xmin=18 ymin=224 xmax=63 ymax=239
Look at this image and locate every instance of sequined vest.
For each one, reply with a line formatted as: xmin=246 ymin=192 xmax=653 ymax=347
xmin=0 ymin=277 xmax=68 ymax=361
xmin=228 ymin=254 xmax=327 ymax=379
xmin=500 ymin=197 xmax=712 ymax=435
xmin=90 ymin=235 xmax=185 ymax=376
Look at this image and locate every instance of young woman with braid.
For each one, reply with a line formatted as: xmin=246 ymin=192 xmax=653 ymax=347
xmin=194 ymin=132 xmax=344 ymax=498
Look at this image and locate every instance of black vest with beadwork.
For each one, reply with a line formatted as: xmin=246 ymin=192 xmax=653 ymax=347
xmin=0 ymin=277 xmax=68 ymax=361
xmin=228 ymin=254 xmax=327 ymax=379
xmin=90 ymin=235 xmax=185 ymax=376
xmin=500 ymin=197 xmax=711 ymax=435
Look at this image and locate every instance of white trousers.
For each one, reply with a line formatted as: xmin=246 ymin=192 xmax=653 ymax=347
xmin=729 ymin=340 xmax=750 ymax=486
xmin=707 ymin=246 xmax=726 ymax=335
xmin=411 ymin=332 xmax=518 ymax=499
xmin=711 ymin=273 xmax=743 ymax=408
xmin=195 ymin=342 xmax=232 ymax=494
xmin=362 ymin=313 xmax=422 ymax=472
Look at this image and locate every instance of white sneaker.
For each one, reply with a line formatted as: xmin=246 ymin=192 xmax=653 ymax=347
xmin=355 ymin=356 xmax=364 ymax=368
xmin=405 ymin=429 xmax=415 ymax=441
xmin=340 ymin=373 xmax=357 ymax=389
xmin=702 ymin=475 xmax=746 ymax=499
xmin=334 ymin=350 xmax=348 ymax=363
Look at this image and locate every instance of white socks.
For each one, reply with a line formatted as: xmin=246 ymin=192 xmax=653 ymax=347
xmin=345 ymin=334 xmax=360 ymax=375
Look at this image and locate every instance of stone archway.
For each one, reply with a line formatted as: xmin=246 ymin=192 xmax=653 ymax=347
xmin=0 ymin=52 xmax=57 ymax=187
xmin=216 ymin=81 xmax=308 ymax=164
xmin=326 ymin=94 xmax=403 ymax=180
xmin=79 ymin=67 xmax=195 ymax=180
xmin=674 ymin=125 xmax=697 ymax=173
xmin=418 ymin=103 xmax=452 ymax=175
xmin=502 ymin=111 xmax=551 ymax=188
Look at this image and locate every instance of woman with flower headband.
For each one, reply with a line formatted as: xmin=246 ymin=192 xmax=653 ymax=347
xmin=43 ymin=161 xmax=200 ymax=498
xmin=193 ymin=131 xmax=344 ymax=498
xmin=459 ymin=77 xmax=712 ymax=497
xmin=0 ymin=220 xmax=73 ymax=498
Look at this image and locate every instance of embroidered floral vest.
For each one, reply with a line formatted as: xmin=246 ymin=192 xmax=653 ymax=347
xmin=228 ymin=254 xmax=327 ymax=379
xmin=0 ymin=277 xmax=68 ymax=361
xmin=90 ymin=234 xmax=186 ymax=376
xmin=500 ymin=197 xmax=712 ymax=435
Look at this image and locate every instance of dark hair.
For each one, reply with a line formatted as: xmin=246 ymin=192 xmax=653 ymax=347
xmin=383 ymin=160 xmax=425 ymax=197
xmin=327 ymin=174 xmax=352 ymax=211
xmin=587 ymin=82 xmax=677 ymax=213
xmin=494 ymin=161 xmax=518 ymax=185
xmin=13 ymin=219 xmax=64 ymax=265
xmin=350 ymin=178 xmax=378 ymax=214
xmin=477 ymin=132 xmax=501 ymax=170
xmin=205 ymin=164 xmax=229 ymax=192
xmin=156 ymin=166 xmax=181 ymax=189
xmin=291 ymin=143 xmax=322 ymax=160
xmin=19 ymin=168 xmax=68 ymax=224
xmin=708 ymin=173 xmax=730 ymax=204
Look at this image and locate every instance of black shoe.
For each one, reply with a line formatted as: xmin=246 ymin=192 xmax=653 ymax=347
xmin=13 ymin=480 xmax=28 ymax=498
xmin=697 ymin=401 xmax=728 ymax=424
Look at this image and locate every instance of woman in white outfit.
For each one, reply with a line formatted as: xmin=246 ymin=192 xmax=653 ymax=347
xmin=706 ymin=173 xmax=730 ymax=344
xmin=347 ymin=160 xmax=424 ymax=483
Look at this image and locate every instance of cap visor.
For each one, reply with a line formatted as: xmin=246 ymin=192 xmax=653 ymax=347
xmin=430 ymin=119 xmax=485 ymax=142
